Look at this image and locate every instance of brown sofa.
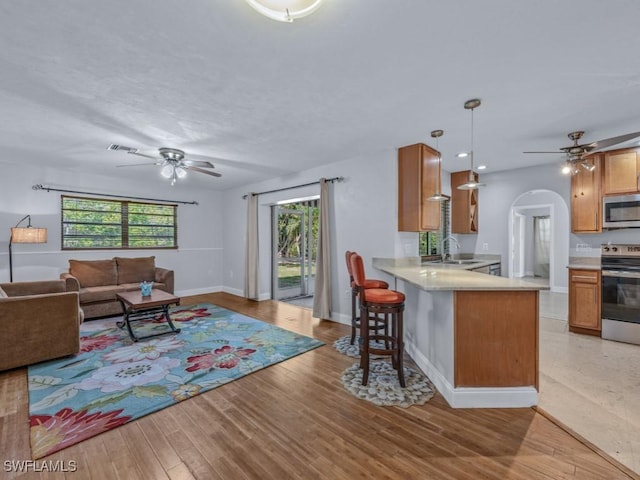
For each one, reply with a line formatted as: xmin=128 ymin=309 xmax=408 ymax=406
xmin=0 ymin=280 xmax=83 ymax=371
xmin=61 ymin=256 xmax=174 ymax=320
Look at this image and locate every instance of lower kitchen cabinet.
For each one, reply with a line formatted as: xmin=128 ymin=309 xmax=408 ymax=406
xmin=568 ymin=268 xmax=601 ymax=336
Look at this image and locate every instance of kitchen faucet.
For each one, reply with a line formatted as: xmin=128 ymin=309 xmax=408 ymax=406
xmin=441 ymin=235 xmax=460 ymax=262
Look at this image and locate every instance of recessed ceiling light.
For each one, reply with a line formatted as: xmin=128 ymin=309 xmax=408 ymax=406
xmin=477 ymin=165 xmax=487 ymax=170
xmin=456 ymin=152 xmax=468 ymax=158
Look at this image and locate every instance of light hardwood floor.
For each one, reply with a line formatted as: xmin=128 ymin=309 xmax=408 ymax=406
xmin=0 ymin=292 xmax=637 ymax=479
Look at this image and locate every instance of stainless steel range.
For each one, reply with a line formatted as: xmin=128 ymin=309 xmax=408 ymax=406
xmin=601 ymin=244 xmax=640 ymax=345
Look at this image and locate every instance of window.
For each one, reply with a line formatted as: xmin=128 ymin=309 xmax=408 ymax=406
xmin=62 ymin=195 xmax=177 ymax=250
xmin=419 ymin=199 xmax=450 ymax=257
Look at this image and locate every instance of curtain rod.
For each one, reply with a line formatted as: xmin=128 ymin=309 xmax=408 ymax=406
xmin=242 ymin=176 xmax=344 ymax=199
xmin=32 ymin=184 xmax=199 ymax=205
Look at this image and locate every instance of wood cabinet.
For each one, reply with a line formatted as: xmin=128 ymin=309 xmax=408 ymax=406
xmin=568 ymin=268 xmax=601 ymax=335
xmin=450 ymin=170 xmax=478 ymax=234
xmin=571 ymin=154 xmax=601 ymax=233
xmin=397 ymin=143 xmax=441 ymax=232
xmin=603 ymin=148 xmax=640 ymax=195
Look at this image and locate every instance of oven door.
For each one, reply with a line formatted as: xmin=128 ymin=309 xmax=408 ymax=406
xmin=601 ymin=269 xmax=640 ymax=324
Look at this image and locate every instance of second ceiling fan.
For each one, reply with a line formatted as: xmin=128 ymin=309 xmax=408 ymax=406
xmin=523 ymin=130 xmax=640 ymax=175
xmin=109 ymin=145 xmax=222 ymax=185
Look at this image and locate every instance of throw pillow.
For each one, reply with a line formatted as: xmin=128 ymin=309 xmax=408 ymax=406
xmin=69 ymin=259 xmax=118 ymax=288
xmin=115 ymin=256 xmax=156 ymax=284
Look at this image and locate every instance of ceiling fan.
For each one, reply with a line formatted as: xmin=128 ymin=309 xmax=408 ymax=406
xmin=108 ymin=145 xmax=222 ymax=185
xmin=523 ymin=130 xmax=640 ymax=175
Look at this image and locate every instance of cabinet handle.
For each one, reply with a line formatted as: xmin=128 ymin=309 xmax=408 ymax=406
xmin=572 ymin=275 xmax=595 ymax=281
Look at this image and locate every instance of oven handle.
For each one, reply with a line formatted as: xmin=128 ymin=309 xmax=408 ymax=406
xmin=602 ymin=270 xmax=640 ymax=279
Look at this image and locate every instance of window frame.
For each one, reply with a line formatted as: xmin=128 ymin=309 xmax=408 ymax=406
xmin=61 ymin=195 xmax=178 ymax=250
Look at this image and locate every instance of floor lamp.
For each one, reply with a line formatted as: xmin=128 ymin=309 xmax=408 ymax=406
xmin=9 ymin=215 xmax=47 ymax=282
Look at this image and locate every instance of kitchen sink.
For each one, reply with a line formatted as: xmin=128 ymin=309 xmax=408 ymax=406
xmin=422 ymin=259 xmax=482 ymax=265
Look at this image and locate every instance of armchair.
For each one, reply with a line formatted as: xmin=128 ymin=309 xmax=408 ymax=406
xmin=0 ymin=280 xmax=83 ymax=371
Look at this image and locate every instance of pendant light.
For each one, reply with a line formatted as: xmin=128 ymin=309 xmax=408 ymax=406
xmin=457 ymin=98 xmax=486 ymax=190
xmin=427 ymin=129 xmax=448 ymax=201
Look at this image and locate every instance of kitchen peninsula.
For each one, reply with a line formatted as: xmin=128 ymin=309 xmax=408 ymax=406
xmin=373 ymin=257 xmax=545 ymax=408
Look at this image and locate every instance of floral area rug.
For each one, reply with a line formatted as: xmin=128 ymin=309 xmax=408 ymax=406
xmin=27 ymin=303 xmax=324 ymax=459
xmin=341 ymin=361 xmax=436 ymax=408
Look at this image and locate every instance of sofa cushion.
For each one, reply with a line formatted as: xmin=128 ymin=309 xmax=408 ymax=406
xmin=69 ymin=259 xmax=117 ymax=288
xmin=79 ymin=285 xmax=122 ymax=304
xmin=116 ymin=256 xmax=155 ymax=285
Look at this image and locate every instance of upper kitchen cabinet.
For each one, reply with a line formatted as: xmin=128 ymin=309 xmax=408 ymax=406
xmin=571 ymin=154 xmax=601 ymax=233
xmin=603 ymin=147 xmax=640 ymax=195
xmin=450 ymin=170 xmax=478 ymax=234
xmin=397 ymin=143 xmax=441 ymax=232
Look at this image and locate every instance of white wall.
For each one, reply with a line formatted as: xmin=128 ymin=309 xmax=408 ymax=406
xmin=0 ymin=162 xmax=224 ymax=295
xmin=222 ymin=148 xmax=404 ymax=323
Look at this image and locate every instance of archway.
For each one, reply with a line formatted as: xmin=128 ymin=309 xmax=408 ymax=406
xmin=508 ymin=189 xmax=570 ymax=293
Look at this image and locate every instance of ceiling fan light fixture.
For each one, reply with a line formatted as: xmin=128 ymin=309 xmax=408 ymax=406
xmin=561 ymin=163 xmax=572 ymax=175
xmin=175 ymin=167 xmax=187 ymax=178
xmin=245 ymin=0 xmax=324 ymax=22
xmin=581 ymin=161 xmax=596 ymax=172
xmin=161 ymin=164 xmax=173 ymax=178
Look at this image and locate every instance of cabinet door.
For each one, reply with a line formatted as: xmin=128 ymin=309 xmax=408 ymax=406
xmin=571 ymin=155 xmax=601 ymax=233
xmin=603 ymin=149 xmax=639 ymax=195
xmin=397 ymin=143 xmax=441 ymax=232
xmin=568 ymin=269 xmax=601 ymax=332
xmin=420 ymin=144 xmax=441 ymax=231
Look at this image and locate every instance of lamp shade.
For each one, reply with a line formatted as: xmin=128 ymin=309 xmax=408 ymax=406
xmin=11 ymin=227 xmax=47 ymax=244
xmin=245 ymin=0 xmax=324 ymax=22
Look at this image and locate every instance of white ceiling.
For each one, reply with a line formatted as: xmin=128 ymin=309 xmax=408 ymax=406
xmin=2 ymin=0 xmax=640 ymax=190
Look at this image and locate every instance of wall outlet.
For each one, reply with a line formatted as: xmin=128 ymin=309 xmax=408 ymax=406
xmin=482 ymin=243 xmax=489 ymax=251
xmin=345 ymin=289 xmax=351 ymax=298
xmin=576 ymin=243 xmax=591 ymax=252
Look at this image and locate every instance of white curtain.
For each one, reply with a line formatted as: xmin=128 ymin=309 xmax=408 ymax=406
xmin=534 ymin=215 xmax=550 ymax=278
xmin=312 ymin=178 xmax=332 ymax=319
xmin=244 ymin=193 xmax=259 ymax=300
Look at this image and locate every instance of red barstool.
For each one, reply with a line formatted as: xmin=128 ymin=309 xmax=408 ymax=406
xmin=345 ymin=251 xmax=389 ymax=345
xmin=350 ymin=253 xmax=406 ymax=387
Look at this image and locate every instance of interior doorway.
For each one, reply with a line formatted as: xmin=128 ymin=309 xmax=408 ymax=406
xmin=508 ymin=189 xmax=570 ymax=293
xmin=271 ymin=197 xmax=319 ymax=307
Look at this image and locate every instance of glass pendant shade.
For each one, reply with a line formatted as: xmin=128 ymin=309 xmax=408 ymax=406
xmin=175 ymin=167 xmax=187 ymax=178
xmin=245 ymin=0 xmax=324 ymax=22
xmin=161 ymin=165 xmax=173 ymax=178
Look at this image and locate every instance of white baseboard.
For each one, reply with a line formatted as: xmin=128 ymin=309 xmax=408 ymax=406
xmin=177 ymin=285 xmax=223 ymax=297
xmin=405 ymin=338 xmax=538 ymax=408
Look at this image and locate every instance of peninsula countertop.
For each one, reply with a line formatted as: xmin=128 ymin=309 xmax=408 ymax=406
xmin=372 ymin=257 xmax=545 ymax=291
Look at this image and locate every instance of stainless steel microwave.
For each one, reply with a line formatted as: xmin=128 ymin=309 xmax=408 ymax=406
xmin=603 ymin=194 xmax=640 ymax=228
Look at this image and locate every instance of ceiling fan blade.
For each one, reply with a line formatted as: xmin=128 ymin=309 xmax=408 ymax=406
xmin=128 ymin=151 xmax=160 ymax=160
xmin=185 ymin=166 xmax=222 ymax=177
xmin=116 ymin=162 xmax=160 ymax=167
xmin=182 ymin=159 xmax=214 ymax=168
xmin=583 ymin=131 xmax=640 ymax=152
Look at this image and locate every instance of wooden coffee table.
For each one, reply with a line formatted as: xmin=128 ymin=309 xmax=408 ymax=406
xmin=116 ymin=289 xmax=181 ymax=342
